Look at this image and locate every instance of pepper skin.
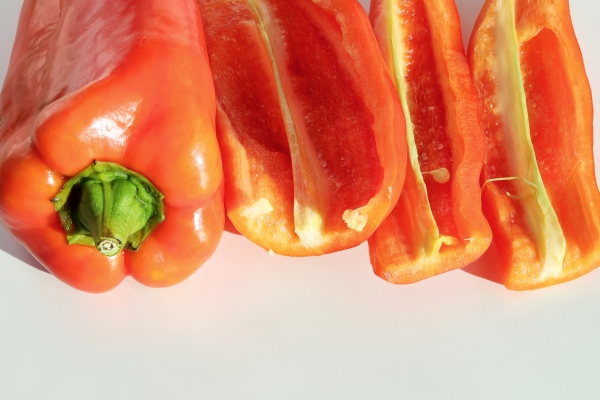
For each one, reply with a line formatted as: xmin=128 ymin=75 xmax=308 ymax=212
xmin=367 ymin=0 xmax=492 ymax=283
xmin=0 ymin=0 xmax=223 ymax=293
xmin=198 ymin=0 xmax=407 ymax=256
xmin=469 ymin=0 xmax=600 ymax=289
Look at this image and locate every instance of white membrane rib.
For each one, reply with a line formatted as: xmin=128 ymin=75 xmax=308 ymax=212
xmin=494 ymin=0 xmax=565 ymax=279
xmin=388 ymin=0 xmax=457 ymax=257
xmin=247 ymin=0 xmax=327 ymax=247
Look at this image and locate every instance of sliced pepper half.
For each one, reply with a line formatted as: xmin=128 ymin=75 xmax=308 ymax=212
xmin=198 ymin=0 xmax=407 ymax=256
xmin=367 ymin=0 xmax=492 ymax=283
xmin=469 ymin=0 xmax=600 ymax=289
xmin=0 ymin=0 xmax=224 ymax=293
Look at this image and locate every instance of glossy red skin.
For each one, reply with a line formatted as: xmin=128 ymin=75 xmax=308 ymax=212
xmin=199 ymin=0 xmax=406 ymax=256
xmin=368 ymin=0 xmax=492 ymax=283
xmin=0 ymin=0 xmax=224 ymax=293
xmin=469 ymin=0 xmax=600 ymax=289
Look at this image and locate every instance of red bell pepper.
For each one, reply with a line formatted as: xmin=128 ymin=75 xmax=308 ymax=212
xmin=469 ymin=0 xmax=600 ymax=289
xmin=198 ymin=0 xmax=407 ymax=256
xmin=0 ymin=0 xmax=224 ymax=293
xmin=367 ymin=0 xmax=492 ymax=283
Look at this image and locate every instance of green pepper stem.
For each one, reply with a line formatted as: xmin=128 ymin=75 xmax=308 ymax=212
xmin=97 ymin=238 xmax=122 ymax=256
xmin=53 ymin=162 xmax=165 ymax=256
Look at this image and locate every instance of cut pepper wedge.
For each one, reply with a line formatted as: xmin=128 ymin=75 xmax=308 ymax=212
xmin=198 ymin=0 xmax=407 ymax=256
xmin=469 ymin=0 xmax=600 ymax=289
xmin=367 ymin=0 xmax=492 ymax=283
xmin=0 ymin=0 xmax=223 ymax=293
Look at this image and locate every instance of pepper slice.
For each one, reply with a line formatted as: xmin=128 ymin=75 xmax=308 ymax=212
xmin=0 ymin=0 xmax=223 ymax=293
xmin=198 ymin=0 xmax=406 ymax=256
xmin=367 ymin=0 xmax=492 ymax=283
xmin=469 ymin=0 xmax=600 ymax=289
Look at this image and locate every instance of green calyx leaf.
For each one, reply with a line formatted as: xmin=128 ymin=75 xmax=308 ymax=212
xmin=52 ymin=161 xmax=165 ymax=256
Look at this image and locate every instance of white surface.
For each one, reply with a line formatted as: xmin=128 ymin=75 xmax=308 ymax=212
xmin=1 ymin=1 xmax=600 ymax=399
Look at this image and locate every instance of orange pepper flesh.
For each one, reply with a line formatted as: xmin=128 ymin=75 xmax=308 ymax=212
xmin=0 ymin=0 xmax=224 ymax=293
xmin=469 ymin=0 xmax=600 ymax=289
xmin=367 ymin=0 xmax=492 ymax=283
xmin=199 ymin=0 xmax=407 ymax=256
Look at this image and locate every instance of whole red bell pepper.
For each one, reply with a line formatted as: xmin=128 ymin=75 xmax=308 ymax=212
xmin=0 ymin=0 xmax=224 ymax=293
xmin=198 ymin=0 xmax=407 ymax=256
xmin=469 ymin=0 xmax=600 ymax=289
xmin=367 ymin=0 xmax=492 ymax=283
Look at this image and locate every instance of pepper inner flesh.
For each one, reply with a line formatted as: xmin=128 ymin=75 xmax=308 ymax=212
xmin=203 ymin=0 xmax=383 ymax=245
xmin=522 ymin=26 xmax=598 ymax=267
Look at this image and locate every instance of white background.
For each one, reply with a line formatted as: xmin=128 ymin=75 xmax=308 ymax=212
xmin=1 ymin=1 xmax=600 ymax=399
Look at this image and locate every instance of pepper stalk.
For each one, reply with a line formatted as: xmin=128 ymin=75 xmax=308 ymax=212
xmin=52 ymin=161 xmax=165 ymax=256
